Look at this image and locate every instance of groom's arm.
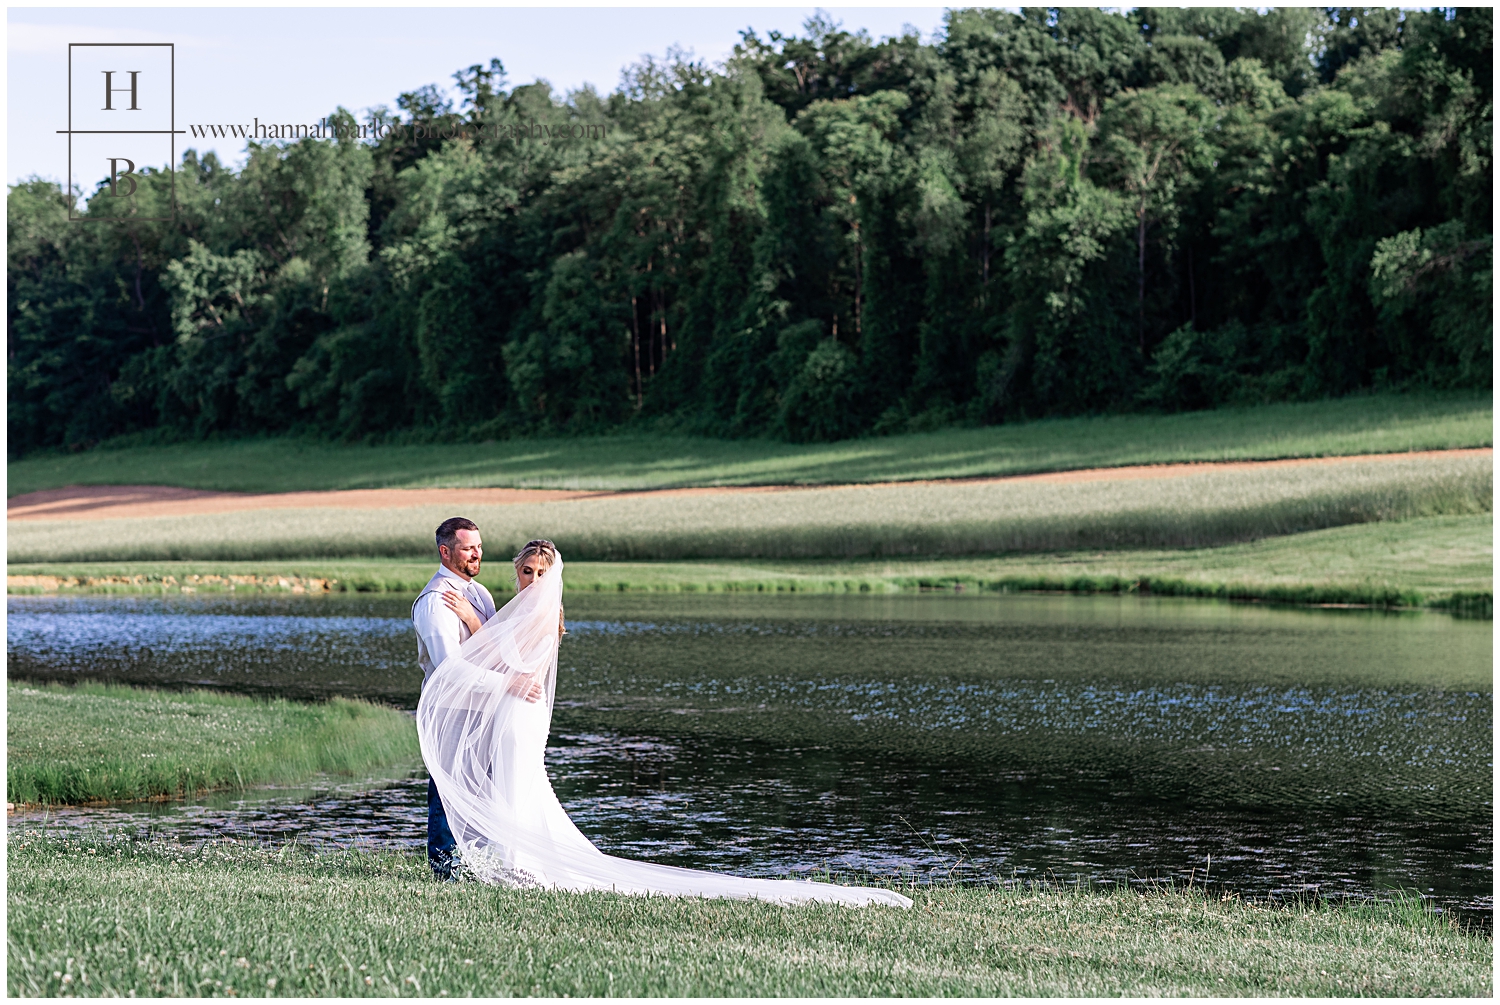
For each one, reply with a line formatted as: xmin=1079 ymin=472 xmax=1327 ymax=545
xmin=413 ymin=592 xmax=463 ymax=682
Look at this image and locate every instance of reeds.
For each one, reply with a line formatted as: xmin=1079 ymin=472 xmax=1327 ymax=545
xmin=7 ymin=682 xmax=418 ymax=805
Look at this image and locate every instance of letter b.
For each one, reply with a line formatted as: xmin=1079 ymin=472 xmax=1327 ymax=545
xmin=107 ymin=158 xmax=137 ymax=197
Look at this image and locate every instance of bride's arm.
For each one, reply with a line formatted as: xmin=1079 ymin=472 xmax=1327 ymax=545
xmin=503 ymin=620 xmax=557 ymax=702
xmin=441 ymin=591 xmax=484 ymax=636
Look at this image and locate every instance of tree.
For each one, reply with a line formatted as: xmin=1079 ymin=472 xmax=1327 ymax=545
xmin=1003 ymin=116 xmax=1133 ymax=415
xmin=1093 ymin=85 xmax=1218 ymax=350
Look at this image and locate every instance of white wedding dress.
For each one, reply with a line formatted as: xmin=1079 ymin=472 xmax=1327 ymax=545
xmin=416 ymin=553 xmax=911 ymax=908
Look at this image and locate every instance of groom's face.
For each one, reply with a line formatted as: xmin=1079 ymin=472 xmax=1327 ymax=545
xmin=440 ymin=529 xmax=483 ymax=579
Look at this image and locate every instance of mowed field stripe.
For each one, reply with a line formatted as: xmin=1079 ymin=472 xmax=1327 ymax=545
xmin=7 ymin=452 xmax=1491 ymax=564
xmin=7 ymin=447 xmax=1492 ymax=522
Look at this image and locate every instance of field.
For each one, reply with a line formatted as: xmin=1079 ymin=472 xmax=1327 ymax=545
xmin=8 ymin=453 xmax=1491 ymax=568
xmin=8 ymin=514 xmax=1493 ymax=612
xmin=10 ymin=396 xmax=1492 ymax=612
xmin=6 ymin=835 xmax=1488 ymax=997
xmin=7 ymin=393 xmax=1491 ymax=495
xmin=6 ymin=682 xmax=418 ymax=806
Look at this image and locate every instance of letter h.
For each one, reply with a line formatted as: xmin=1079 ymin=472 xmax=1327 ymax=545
xmin=102 ymin=70 xmax=141 ymax=111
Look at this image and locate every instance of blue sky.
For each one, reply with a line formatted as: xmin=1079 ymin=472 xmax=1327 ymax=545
xmin=9 ymin=6 xmax=957 ymax=185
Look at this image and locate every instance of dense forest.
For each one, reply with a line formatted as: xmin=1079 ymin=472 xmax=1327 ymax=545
xmin=8 ymin=7 xmax=1491 ymax=453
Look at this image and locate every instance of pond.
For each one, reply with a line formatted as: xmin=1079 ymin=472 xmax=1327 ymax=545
xmin=7 ymin=592 xmax=1491 ymax=924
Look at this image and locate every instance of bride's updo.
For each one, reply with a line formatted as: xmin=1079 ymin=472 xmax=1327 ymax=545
xmin=513 ymin=539 xmax=557 ymax=576
xmin=514 ymin=539 xmax=564 ymax=633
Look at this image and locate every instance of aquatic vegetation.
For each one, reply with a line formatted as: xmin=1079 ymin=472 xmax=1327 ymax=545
xmin=7 ymin=592 xmax=1490 ymax=822
xmin=547 ymin=600 xmax=1492 ymax=824
xmin=6 ymin=682 xmax=418 ymax=805
xmin=6 ymin=835 xmax=1489 ymax=997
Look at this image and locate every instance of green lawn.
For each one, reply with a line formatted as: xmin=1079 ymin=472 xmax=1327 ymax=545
xmin=6 ymin=682 xmax=418 ymax=805
xmin=7 ymin=836 xmax=1488 ymax=997
xmin=7 ymin=452 xmax=1490 ymax=565
xmin=8 ymin=393 xmax=1491 ymax=495
xmin=10 ymin=515 xmax=1491 ymax=612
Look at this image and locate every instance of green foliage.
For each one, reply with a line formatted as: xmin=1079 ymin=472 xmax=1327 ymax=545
xmin=779 ymin=337 xmax=862 ymax=441
xmin=6 ymin=682 xmax=418 ymax=805
xmin=1369 ymin=222 xmax=1493 ymax=385
xmin=1141 ymin=319 xmax=1299 ymax=408
xmin=8 ymin=837 xmax=1490 ymax=997
xmin=7 ymin=9 xmax=1491 ymax=453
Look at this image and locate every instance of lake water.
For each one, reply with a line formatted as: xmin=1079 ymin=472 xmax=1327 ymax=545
xmin=7 ymin=592 xmax=1492 ymax=923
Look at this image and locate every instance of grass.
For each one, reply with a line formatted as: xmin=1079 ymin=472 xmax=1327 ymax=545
xmin=6 ymin=682 xmax=419 ymax=806
xmin=8 ymin=453 xmax=1490 ymax=565
xmin=8 ymin=515 xmax=1492 ymax=613
xmin=6 ymin=836 xmax=1489 ymax=997
xmin=7 ymin=392 xmax=1491 ymax=496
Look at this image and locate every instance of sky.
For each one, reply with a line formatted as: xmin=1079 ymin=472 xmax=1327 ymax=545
xmin=8 ymin=6 xmax=958 ymax=187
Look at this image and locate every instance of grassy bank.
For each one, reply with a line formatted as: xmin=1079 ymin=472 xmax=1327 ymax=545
xmin=8 ymin=453 xmax=1491 ymax=565
xmin=6 ymin=682 xmax=418 ymax=806
xmin=7 ymin=836 xmax=1488 ymax=997
xmin=8 ymin=515 xmax=1492 ymax=613
xmin=8 ymin=393 xmax=1491 ymax=496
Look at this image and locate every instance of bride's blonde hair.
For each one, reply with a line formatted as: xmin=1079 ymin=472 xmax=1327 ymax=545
xmin=513 ymin=539 xmax=557 ymax=577
xmin=514 ymin=539 xmax=564 ymax=633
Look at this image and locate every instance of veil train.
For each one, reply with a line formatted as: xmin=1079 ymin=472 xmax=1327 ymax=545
xmin=416 ymin=551 xmax=912 ymax=908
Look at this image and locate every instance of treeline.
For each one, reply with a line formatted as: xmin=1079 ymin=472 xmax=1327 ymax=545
xmin=8 ymin=7 xmax=1491 ymax=453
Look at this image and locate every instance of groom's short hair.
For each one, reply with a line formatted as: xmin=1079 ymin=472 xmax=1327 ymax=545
xmin=436 ymin=517 xmax=479 ymax=550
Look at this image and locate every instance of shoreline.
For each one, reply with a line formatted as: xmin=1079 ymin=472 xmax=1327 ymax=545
xmin=9 ymin=513 xmax=1492 ymax=617
xmin=7 ymin=567 xmax=1491 ymax=616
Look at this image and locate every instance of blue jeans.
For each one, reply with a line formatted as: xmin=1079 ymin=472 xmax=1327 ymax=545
xmin=427 ymin=778 xmax=457 ymax=879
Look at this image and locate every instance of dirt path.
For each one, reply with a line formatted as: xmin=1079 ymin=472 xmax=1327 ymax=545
xmin=7 ymin=448 xmax=1489 ymax=522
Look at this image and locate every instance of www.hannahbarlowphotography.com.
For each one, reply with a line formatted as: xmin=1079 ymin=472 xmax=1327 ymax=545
xmin=187 ymin=116 xmax=611 ymax=143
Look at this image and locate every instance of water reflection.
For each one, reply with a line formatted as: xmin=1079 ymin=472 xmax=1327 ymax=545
xmin=7 ymin=592 xmax=1491 ymax=924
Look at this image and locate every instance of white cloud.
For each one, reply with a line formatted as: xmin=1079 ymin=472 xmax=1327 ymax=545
xmin=8 ymin=22 xmax=219 ymax=55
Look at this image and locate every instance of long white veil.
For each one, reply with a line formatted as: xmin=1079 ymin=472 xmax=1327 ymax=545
xmin=416 ymin=552 xmax=911 ymax=908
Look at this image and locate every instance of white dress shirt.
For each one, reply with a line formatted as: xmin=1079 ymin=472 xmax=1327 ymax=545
xmin=412 ymin=566 xmax=498 ymax=685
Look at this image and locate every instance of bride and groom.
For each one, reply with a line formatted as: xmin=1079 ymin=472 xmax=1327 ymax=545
xmin=412 ymin=517 xmax=911 ymax=908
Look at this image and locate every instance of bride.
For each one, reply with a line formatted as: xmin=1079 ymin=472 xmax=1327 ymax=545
xmin=417 ymin=540 xmax=911 ymax=908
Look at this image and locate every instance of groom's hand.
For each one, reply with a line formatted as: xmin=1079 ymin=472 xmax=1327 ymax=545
xmin=507 ymin=674 xmax=545 ymax=703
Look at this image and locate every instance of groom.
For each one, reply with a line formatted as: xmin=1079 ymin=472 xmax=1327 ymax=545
xmin=412 ymin=516 xmax=498 ymax=880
